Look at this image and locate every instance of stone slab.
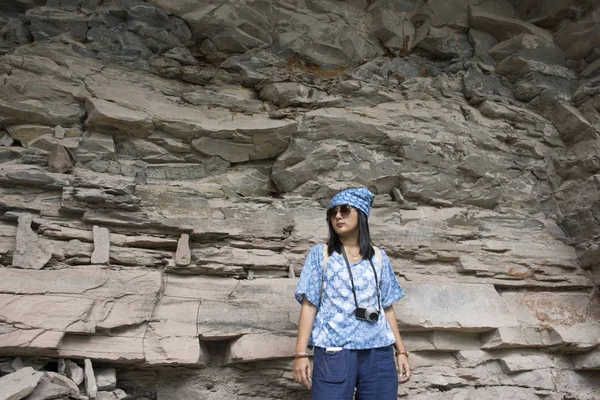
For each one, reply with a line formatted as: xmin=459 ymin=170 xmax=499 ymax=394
xmin=471 ymin=361 xmax=555 ymax=390
xmin=394 ymin=282 xmax=519 ymax=332
xmin=0 ymin=294 xmax=95 ymax=333
xmin=549 ymin=323 xmax=600 ymax=352
xmin=0 ymin=367 xmax=43 ymax=400
xmin=224 ymin=334 xmax=296 ymax=364
xmin=481 ymin=326 xmax=552 ymax=349
xmin=500 ymin=292 xmax=600 ymax=327
xmin=498 ymin=353 xmax=554 ymax=373
xmin=144 ymin=296 xmax=207 ymax=366
xmin=58 ymin=330 xmax=146 ymax=363
xmin=571 ymin=349 xmax=600 ymax=370
xmin=430 ymin=331 xmax=482 ymax=351
xmin=467 ymin=6 xmax=553 ymax=42
xmin=0 ymin=268 xmax=162 ymax=331
xmin=0 ymin=324 xmax=63 ymax=355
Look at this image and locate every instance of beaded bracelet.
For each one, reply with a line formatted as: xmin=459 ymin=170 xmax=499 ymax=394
xmin=395 ymin=349 xmax=409 ymax=357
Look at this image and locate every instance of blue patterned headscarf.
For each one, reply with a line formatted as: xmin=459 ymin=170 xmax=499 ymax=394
xmin=329 ymin=187 xmax=375 ymax=217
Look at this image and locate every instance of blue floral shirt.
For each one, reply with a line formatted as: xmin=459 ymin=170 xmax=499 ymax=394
xmin=295 ymin=244 xmax=405 ymax=349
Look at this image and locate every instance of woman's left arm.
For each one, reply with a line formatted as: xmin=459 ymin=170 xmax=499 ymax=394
xmin=384 ymin=305 xmax=411 ymax=383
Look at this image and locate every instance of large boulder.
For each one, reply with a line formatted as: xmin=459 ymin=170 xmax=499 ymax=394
xmin=467 ymin=5 xmax=554 ymax=42
xmin=488 ymin=33 xmax=566 ymax=65
xmin=371 ymin=2 xmax=416 ymax=55
xmin=554 ymin=6 xmax=600 ymax=61
xmin=412 ymin=0 xmax=515 ymax=30
xmin=552 ymin=103 xmax=599 ymax=143
xmin=413 ymin=21 xmax=473 ymax=60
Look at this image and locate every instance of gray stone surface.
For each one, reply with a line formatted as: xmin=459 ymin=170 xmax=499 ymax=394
xmin=0 ymin=268 xmax=162 ymax=332
xmin=571 ymin=349 xmax=600 ymax=370
xmin=468 ymin=28 xmax=499 ymax=61
xmin=549 ymin=323 xmax=600 ymax=351
xmin=463 ymin=65 xmax=512 ymax=105
xmin=481 ymin=326 xmax=552 ymax=349
xmin=467 ymin=5 xmax=554 ymax=42
xmin=0 ymin=0 xmax=598 ymax=399
xmin=224 ymin=334 xmax=296 ymax=364
xmin=554 ymin=6 xmax=600 ymax=61
xmin=395 ymin=282 xmax=519 ymax=331
xmin=489 ymin=33 xmax=566 ymax=65
xmin=553 ymin=103 xmax=599 ymax=143
xmin=498 ymin=353 xmax=554 ymax=373
xmin=371 ymin=2 xmax=415 ymax=55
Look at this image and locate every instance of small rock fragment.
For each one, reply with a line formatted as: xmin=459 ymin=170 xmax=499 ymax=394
xmin=65 ymin=359 xmax=84 ymax=385
xmin=95 ymin=368 xmax=117 ymax=391
xmin=0 ymin=132 xmax=14 ymax=146
xmin=12 ymin=214 xmax=53 ymax=270
xmin=392 ymin=188 xmax=405 ymax=203
xmin=175 ymin=233 xmax=190 ymax=266
xmin=48 ymin=144 xmax=73 ymax=174
xmin=54 ymin=125 xmax=65 ymax=139
xmin=84 ymin=359 xmax=98 ymax=399
xmin=91 ymin=226 xmax=110 ymax=265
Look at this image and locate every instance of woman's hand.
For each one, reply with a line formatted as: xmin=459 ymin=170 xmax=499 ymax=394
xmin=293 ymin=357 xmax=312 ymax=389
xmin=396 ymin=354 xmax=411 ymax=383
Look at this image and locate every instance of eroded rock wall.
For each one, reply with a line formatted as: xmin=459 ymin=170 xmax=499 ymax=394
xmin=0 ymin=0 xmax=598 ymax=399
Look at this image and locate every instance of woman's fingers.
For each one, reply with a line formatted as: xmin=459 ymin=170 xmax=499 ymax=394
xmin=302 ymin=364 xmax=311 ymax=388
xmin=293 ymin=359 xmax=312 ymax=389
xmin=293 ymin=361 xmax=303 ymax=385
xmin=399 ymin=359 xmax=411 ymax=383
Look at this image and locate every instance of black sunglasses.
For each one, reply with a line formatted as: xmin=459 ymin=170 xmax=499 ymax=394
xmin=327 ymin=204 xmax=353 ymax=219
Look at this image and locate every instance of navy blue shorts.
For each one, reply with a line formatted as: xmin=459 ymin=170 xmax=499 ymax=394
xmin=312 ymin=345 xmax=398 ymax=400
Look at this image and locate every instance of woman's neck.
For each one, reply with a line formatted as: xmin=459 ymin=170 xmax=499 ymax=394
xmin=340 ymin=236 xmax=359 ymax=248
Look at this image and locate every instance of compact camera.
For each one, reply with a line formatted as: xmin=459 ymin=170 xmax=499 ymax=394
xmin=355 ymin=306 xmax=380 ymax=322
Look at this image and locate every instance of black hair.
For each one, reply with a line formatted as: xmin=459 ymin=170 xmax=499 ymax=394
xmin=326 ymin=208 xmax=375 ymax=260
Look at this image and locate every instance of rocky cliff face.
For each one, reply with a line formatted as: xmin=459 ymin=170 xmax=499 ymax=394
xmin=0 ymin=0 xmax=599 ymax=399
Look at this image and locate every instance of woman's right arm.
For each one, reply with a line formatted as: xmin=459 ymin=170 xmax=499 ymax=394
xmin=293 ymin=296 xmax=317 ymax=389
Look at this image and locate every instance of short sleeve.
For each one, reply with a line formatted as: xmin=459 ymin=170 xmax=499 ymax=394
xmin=379 ymin=249 xmax=405 ymax=308
xmin=295 ymin=244 xmax=324 ymax=307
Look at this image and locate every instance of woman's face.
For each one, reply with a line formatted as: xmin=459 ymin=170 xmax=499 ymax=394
xmin=328 ymin=204 xmax=359 ymax=238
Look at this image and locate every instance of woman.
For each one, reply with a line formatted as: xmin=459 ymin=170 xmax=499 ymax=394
xmin=292 ymin=187 xmax=411 ymax=399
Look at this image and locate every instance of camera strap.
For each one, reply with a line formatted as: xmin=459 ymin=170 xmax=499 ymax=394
xmin=341 ymin=247 xmax=382 ymax=311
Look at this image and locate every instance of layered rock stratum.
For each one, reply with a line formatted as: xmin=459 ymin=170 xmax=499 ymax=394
xmin=0 ymin=0 xmax=599 ymax=399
